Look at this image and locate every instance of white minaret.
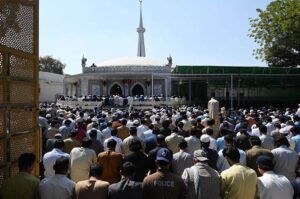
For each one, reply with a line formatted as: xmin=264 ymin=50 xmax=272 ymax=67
xmin=137 ymin=0 xmax=146 ymax=57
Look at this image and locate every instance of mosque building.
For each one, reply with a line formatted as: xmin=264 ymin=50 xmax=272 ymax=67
xmin=63 ymin=0 xmax=300 ymax=107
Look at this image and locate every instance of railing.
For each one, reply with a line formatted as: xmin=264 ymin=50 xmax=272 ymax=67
xmin=56 ymin=99 xmax=186 ymax=110
xmin=56 ymin=100 xmax=103 ymax=110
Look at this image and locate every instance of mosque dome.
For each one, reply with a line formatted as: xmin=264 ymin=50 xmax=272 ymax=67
xmin=97 ymin=56 xmax=166 ymax=67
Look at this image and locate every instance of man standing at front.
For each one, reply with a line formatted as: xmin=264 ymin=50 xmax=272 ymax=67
xmin=142 ymin=148 xmax=186 ymax=199
xmin=221 ymin=146 xmax=257 ymax=199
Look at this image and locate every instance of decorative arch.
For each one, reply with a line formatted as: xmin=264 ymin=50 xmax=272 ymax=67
xmin=108 ymin=82 xmax=124 ymax=96
xmin=130 ymin=82 xmax=146 ymax=96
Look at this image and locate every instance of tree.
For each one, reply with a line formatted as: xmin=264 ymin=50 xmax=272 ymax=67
xmin=39 ymin=56 xmax=66 ymax=74
xmin=248 ymin=0 xmax=300 ymax=67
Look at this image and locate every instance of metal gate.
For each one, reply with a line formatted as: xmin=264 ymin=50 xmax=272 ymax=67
xmin=0 ymin=0 xmax=39 ymax=185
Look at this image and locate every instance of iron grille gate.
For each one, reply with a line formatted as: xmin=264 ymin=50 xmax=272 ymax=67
xmin=0 ymin=0 xmax=39 ymax=185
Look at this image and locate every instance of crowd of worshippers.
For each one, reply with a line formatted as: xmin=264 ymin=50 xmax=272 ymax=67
xmin=2 ymin=104 xmax=300 ymax=199
xmin=59 ymin=95 xmax=186 ymax=105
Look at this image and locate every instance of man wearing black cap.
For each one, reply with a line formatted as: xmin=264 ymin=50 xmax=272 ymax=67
xmin=142 ymin=148 xmax=186 ymax=199
xmin=256 ymin=155 xmax=294 ymax=199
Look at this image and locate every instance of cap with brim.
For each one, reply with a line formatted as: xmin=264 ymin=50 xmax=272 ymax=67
xmin=156 ymin=148 xmax=172 ymax=163
xmin=194 ymin=149 xmax=208 ymax=162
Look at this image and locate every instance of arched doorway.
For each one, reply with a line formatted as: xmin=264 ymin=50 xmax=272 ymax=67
xmin=132 ymin=84 xmax=144 ymax=96
xmin=110 ymin=84 xmax=123 ymax=96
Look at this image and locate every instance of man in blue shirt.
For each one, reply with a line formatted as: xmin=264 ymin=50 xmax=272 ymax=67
xmin=291 ymin=126 xmax=300 ymax=153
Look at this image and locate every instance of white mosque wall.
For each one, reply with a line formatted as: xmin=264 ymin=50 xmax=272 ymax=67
xmin=39 ymin=71 xmax=64 ymax=102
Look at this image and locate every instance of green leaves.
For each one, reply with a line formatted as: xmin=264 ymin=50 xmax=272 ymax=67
xmin=248 ymin=0 xmax=300 ymax=67
xmin=39 ymin=56 xmax=66 ymax=75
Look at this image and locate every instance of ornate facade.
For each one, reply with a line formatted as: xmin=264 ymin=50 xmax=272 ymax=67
xmin=64 ymin=56 xmax=172 ymax=97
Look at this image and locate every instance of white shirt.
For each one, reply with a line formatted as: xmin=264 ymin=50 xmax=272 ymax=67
xmin=266 ymin=123 xmax=275 ymax=135
xmin=102 ymin=127 xmax=112 ymax=141
xmin=137 ymin=124 xmax=148 ymax=142
xmin=258 ymin=171 xmax=294 ymax=199
xmin=272 ymin=145 xmax=298 ymax=182
xmin=39 ymin=174 xmax=75 ymax=199
xmin=126 ymin=120 xmax=134 ymax=128
xmin=251 ymin=128 xmax=261 ymax=137
xmin=296 ymin=108 xmax=300 ymax=117
xmin=184 ymin=136 xmax=200 ymax=154
xmin=143 ymin=129 xmax=153 ymax=141
xmin=103 ymin=136 xmax=122 ymax=153
xmin=70 ymin=147 xmax=97 ymax=183
xmin=150 ymin=114 xmax=157 ymax=122
xmin=43 ymin=148 xmax=70 ymax=178
xmin=217 ymin=148 xmax=246 ymax=173
xmin=208 ymin=136 xmax=217 ymax=151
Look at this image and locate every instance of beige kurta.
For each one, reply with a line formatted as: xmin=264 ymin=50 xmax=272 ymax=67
xmin=208 ymin=98 xmax=220 ymax=126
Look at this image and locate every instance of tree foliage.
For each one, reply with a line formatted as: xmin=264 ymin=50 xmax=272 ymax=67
xmin=39 ymin=56 xmax=66 ymax=75
xmin=249 ymin=0 xmax=300 ymax=67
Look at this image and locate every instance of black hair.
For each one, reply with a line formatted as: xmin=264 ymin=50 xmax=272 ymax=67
xmin=249 ymin=136 xmax=261 ymax=146
xmin=89 ymin=162 xmax=104 ymax=177
xmin=18 ymin=153 xmax=35 ymax=171
xmin=152 ymin=127 xmax=160 ymax=135
xmin=53 ymin=156 xmax=69 ymax=174
xmin=121 ymin=162 xmax=136 ymax=177
xmin=222 ymin=146 xmax=240 ymax=163
xmin=290 ymin=126 xmax=300 ymax=135
xmin=178 ymin=122 xmax=184 ymax=128
xmin=121 ymin=119 xmax=127 ymax=125
xmin=90 ymin=129 xmax=97 ymax=138
xmin=190 ymin=128 xmax=197 ymax=136
xmin=148 ymin=124 xmax=154 ymax=130
xmin=201 ymin=142 xmax=210 ymax=149
xmin=129 ymin=139 xmax=142 ymax=152
xmin=107 ymin=139 xmax=117 ymax=149
xmin=259 ymin=125 xmax=267 ymax=134
xmin=178 ymin=139 xmax=187 ymax=149
xmin=224 ymin=134 xmax=234 ymax=145
xmin=274 ymin=135 xmax=290 ymax=148
xmin=205 ymin=128 xmax=213 ymax=136
xmin=64 ymin=119 xmax=71 ymax=125
xmin=257 ymin=160 xmax=274 ymax=171
xmin=274 ymin=123 xmax=281 ymax=129
xmin=207 ymin=119 xmax=215 ymax=126
xmin=70 ymin=130 xmax=78 ymax=137
xmin=156 ymin=134 xmax=166 ymax=144
xmin=92 ymin=122 xmax=99 ymax=128
xmin=266 ymin=117 xmax=272 ymax=123
xmin=111 ymin=128 xmax=118 ymax=136
xmin=54 ymin=139 xmax=65 ymax=149
xmin=162 ymin=120 xmax=170 ymax=128
xmin=220 ymin=128 xmax=228 ymax=137
xmin=82 ymin=137 xmax=92 ymax=148
xmin=129 ymin=127 xmax=137 ymax=135
xmin=156 ymin=160 xmax=169 ymax=167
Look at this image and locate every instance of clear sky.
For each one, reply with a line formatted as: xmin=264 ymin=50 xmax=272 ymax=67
xmin=39 ymin=0 xmax=273 ymax=75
